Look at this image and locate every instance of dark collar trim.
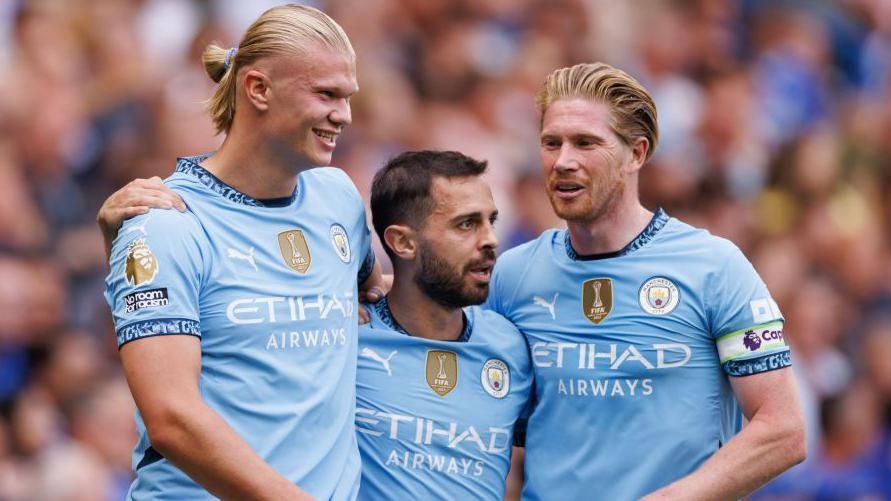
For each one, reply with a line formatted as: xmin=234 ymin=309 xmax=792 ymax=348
xmin=373 ymin=296 xmax=472 ymax=342
xmin=175 ymin=154 xmax=297 ymax=208
xmin=565 ymin=208 xmax=669 ymax=261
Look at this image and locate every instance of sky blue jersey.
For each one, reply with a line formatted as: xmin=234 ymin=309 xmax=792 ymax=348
xmin=104 ymin=155 xmax=374 ymax=501
xmin=485 ymin=209 xmax=790 ymax=501
xmin=355 ymin=297 xmax=533 ymax=501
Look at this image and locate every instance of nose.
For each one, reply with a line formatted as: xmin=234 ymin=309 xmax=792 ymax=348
xmin=479 ymin=220 xmax=499 ymax=252
xmin=330 ymin=98 xmax=352 ymax=127
xmin=553 ymin=143 xmax=579 ymax=173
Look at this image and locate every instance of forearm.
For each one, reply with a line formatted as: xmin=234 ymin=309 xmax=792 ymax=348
xmin=641 ymin=416 xmax=805 ymax=501
xmin=149 ymin=401 xmax=311 ymax=501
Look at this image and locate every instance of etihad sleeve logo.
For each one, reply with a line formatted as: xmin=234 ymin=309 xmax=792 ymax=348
xmin=582 ymin=278 xmax=613 ymax=324
xmin=277 ymin=229 xmax=312 ymax=274
xmin=124 ymin=239 xmax=159 ymax=287
xmin=426 ymin=350 xmax=458 ymax=397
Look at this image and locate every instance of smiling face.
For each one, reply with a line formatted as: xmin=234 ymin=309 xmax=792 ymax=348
xmin=539 ymin=97 xmax=643 ymax=224
xmin=413 ymin=176 xmax=499 ymax=308
xmin=263 ymin=44 xmax=358 ymax=167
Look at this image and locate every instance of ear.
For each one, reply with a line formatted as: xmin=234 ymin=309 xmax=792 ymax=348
xmin=243 ymin=70 xmax=271 ymax=112
xmin=383 ymin=225 xmax=417 ymax=261
xmin=626 ymin=137 xmax=649 ymax=174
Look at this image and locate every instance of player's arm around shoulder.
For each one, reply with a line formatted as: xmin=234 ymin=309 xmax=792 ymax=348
xmin=642 ymin=241 xmax=806 ymax=501
xmin=106 ymin=210 xmax=313 ymax=501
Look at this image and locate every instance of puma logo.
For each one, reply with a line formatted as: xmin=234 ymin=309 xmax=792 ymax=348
xmin=533 ymin=292 xmax=559 ymax=320
xmin=124 ymin=217 xmax=150 ymax=236
xmin=361 ymin=347 xmax=398 ymax=376
xmin=226 ymin=246 xmax=258 ymax=271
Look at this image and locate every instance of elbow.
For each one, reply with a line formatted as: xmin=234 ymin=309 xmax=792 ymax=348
xmin=143 ymin=405 xmax=193 ymax=457
xmin=788 ymin=426 xmax=807 ymax=467
xmin=777 ymin=419 xmax=807 ymax=469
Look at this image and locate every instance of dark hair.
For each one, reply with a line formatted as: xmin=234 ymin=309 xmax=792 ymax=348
xmin=370 ymin=150 xmax=488 ymax=259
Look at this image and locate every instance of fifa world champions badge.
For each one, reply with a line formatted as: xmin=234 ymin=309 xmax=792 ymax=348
xmin=277 ymin=229 xmax=312 ymax=274
xmin=582 ymin=278 xmax=613 ymax=324
xmin=426 ymin=350 xmax=458 ymax=397
xmin=124 ymin=239 xmax=159 ymax=287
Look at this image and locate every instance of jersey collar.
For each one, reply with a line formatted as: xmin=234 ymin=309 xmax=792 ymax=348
xmin=175 ymin=154 xmax=298 ymax=208
xmin=564 ymin=207 xmax=669 ymax=261
xmin=373 ymin=296 xmax=473 ymax=342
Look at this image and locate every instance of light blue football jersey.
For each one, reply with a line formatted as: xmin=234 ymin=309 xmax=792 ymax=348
xmin=355 ymin=297 xmax=533 ymax=500
xmin=486 ymin=209 xmax=790 ymax=501
xmin=104 ymin=155 xmax=374 ymax=501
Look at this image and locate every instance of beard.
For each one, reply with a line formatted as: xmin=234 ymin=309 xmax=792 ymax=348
xmin=547 ymin=170 xmax=625 ymax=223
xmin=413 ymin=241 xmax=495 ymax=309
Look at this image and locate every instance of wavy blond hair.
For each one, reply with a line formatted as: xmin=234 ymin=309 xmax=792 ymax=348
xmin=537 ymin=62 xmax=659 ymax=161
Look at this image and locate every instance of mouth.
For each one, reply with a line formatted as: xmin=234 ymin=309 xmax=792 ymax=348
xmin=551 ymin=181 xmax=585 ymax=200
xmin=466 ymin=260 xmax=495 ymax=283
xmin=312 ymin=128 xmax=339 ymax=148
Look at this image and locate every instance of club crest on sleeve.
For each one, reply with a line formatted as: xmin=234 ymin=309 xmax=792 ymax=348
xmin=426 ymin=350 xmax=458 ymax=397
xmin=638 ymin=277 xmax=680 ymax=315
xmin=329 ymin=223 xmax=351 ymax=263
xmin=582 ymin=278 xmax=613 ymax=324
xmin=481 ymin=359 xmax=510 ymax=398
xmin=277 ymin=229 xmax=312 ymax=274
xmin=124 ymin=239 xmax=159 ymax=287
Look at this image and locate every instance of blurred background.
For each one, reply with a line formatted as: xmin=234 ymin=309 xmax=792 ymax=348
xmin=0 ymin=0 xmax=890 ymax=499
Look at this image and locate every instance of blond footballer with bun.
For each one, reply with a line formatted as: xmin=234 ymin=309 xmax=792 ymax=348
xmin=102 ymin=5 xmax=380 ymax=500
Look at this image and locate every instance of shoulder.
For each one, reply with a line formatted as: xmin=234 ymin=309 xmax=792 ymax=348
xmin=302 ymin=167 xmax=360 ymax=195
xmin=496 ymin=229 xmax=562 ymax=275
xmin=658 ymin=217 xmax=746 ymax=266
xmin=471 ymin=307 xmax=522 ymax=335
xmin=115 ymin=207 xmax=204 ymax=249
xmin=500 ymin=229 xmax=561 ymax=261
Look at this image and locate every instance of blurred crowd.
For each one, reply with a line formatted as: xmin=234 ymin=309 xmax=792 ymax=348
xmin=1 ymin=0 xmax=890 ymax=499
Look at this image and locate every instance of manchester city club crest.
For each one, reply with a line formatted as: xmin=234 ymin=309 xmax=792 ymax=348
xmin=581 ymin=278 xmax=613 ymax=324
xmin=638 ymin=277 xmax=680 ymax=315
xmin=124 ymin=239 xmax=159 ymax=286
xmin=329 ymin=224 xmax=351 ymax=263
xmin=480 ymin=359 xmax=510 ymax=398
xmin=277 ymin=229 xmax=312 ymax=274
xmin=425 ymin=350 xmax=458 ymax=397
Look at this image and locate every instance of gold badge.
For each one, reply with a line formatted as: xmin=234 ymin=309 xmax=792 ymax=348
xmin=277 ymin=229 xmax=312 ymax=274
xmin=425 ymin=350 xmax=458 ymax=397
xmin=582 ymin=278 xmax=613 ymax=324
xmin=124 ymin=239 xmax=159 ymax=287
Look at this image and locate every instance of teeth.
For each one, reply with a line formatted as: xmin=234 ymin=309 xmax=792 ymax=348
xmin=314 ymin=130 xmax=335 ymax=140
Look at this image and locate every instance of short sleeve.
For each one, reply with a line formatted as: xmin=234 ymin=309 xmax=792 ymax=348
xmin=104 ymin=208 xmax=206 ymax=349
xmin=708 ymin=244 xmax=791 ymax=377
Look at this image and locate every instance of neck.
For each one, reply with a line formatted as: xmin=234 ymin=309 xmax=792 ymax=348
xmin=200 ymin=123 xmax=310 ymax=199
xmin=387 ymin=278 xmax=465 ymax=341
xmin=567 ymin=198 xmax=653 ymax=256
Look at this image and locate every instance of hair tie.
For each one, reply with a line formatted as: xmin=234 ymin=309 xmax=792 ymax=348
xmin=223 ymin=47 xmax=238 ymax=72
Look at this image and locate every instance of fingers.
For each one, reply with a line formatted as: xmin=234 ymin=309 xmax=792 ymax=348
xmin=358 ymin=306 xmax=371 ymax=325
xmin=360 ymin=286 xmax=385 ymax=303
xmin=126 ymin=178 xmax=187 ymax=211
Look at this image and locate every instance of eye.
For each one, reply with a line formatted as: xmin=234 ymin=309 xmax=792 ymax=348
xmin=458 ymin=219 xmax=475 ymax=230
xmin=319 ymin=90 xmax=336 ymax=99
xmin=541 ymin=138 xmax=560 ymax=150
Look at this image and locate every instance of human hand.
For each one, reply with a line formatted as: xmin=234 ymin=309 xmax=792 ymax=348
xmin=97 ymin=176 xmax=186 ymax=239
